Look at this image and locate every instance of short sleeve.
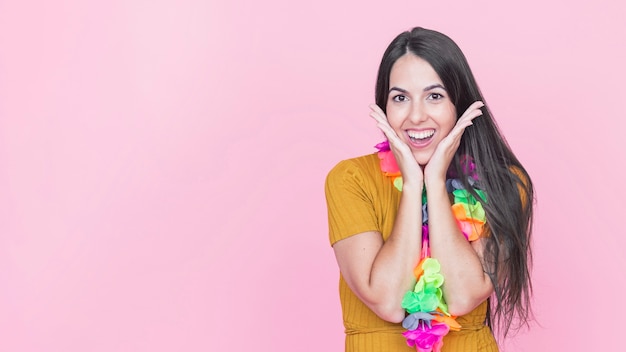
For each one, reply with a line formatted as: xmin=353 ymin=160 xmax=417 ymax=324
xmin=510 ymin=166 xmax=532 ymax=210
xmin=325 ymin=159 xmax=380 ymax=246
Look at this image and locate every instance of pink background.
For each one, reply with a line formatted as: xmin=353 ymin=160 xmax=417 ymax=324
xmin=1 ymin=0 xmax=624 ymax=351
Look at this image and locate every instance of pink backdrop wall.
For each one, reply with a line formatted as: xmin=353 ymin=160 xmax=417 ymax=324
xmin=1 ymin=0 xmax=624 ymax=351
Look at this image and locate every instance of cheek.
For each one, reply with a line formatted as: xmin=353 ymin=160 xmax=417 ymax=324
xmin=440 ymin=107 xmax=457 ymax=134
xmin=443 ymin=117 xmax=456 ymax=134
xmin=385 ymin=107 xmax=404 ymax=129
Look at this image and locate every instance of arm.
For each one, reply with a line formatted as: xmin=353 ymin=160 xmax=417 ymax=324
xmin=333 ymin=182 xmax=423 ymax=323
xmin=330 ymin=104 xmax=427 ymax=323
xmin=422 ymin=101 xmax=493 ymax=316
xmin=426 ymin=165 xmax=531 ymax=315
xmin=425 ymin=179 xmax=493 ymax=316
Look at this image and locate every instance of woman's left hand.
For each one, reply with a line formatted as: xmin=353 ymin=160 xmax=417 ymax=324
xmin=424 ymin=101 xmax=484 ymax=183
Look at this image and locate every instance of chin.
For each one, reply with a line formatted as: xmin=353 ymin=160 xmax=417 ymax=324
xmin=412 ymin=153 xmax=433 ymax=166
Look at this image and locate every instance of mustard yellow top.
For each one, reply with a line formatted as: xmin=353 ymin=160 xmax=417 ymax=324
xmin=325 ymin=153 xmax=498 ymax=352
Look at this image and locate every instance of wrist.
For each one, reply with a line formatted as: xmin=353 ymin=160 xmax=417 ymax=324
xmin=401 ymin=181 xmax=424 ymax=194
xmin=424 ymin=177 xmax=446 ymax=191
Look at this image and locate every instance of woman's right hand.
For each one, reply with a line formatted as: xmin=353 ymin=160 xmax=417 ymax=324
xmin=369 ymin=104 xmax=423 ymax=188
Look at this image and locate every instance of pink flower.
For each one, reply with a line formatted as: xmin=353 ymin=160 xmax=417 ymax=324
xmin=374 ymin=140 xmax=390 ymax=152
xmin=402 ymin=322 xmax=450 ymax=352
xmin=377 ymin=150 xmax=400 ymax=176
xmin=447 ymin=155 xmax=478 ymax=180
xmin=459 ymin=155 xmax=476 ymax=176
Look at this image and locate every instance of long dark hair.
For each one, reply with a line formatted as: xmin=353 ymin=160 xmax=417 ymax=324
xmin=375 ymin=27 xmax=534 ymax=338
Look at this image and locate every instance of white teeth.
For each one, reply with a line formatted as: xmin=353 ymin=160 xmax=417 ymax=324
xmin=407 ymin=130 xmax=435 ymax=140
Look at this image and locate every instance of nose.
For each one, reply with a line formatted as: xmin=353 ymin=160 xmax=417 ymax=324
xmin=408 ymin=101 xmax=428 ymax=124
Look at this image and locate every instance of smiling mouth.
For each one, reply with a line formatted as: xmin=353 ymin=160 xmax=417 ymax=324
xmin=407 ymin=129 xmax=435 ymax=143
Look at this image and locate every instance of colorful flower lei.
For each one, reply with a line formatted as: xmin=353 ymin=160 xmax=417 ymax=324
xmin=375 ymin=141 xmax=488 ymax=352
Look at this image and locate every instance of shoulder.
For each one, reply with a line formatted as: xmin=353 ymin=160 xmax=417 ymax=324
xmin=325 ymin=154 xmax=388 ymax=245
xmin=325 ymin=153 xmax=381 ymax=187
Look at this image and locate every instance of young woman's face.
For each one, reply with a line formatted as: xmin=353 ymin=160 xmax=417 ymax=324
xmin=386 ymin=54 xmax=457 ymax=165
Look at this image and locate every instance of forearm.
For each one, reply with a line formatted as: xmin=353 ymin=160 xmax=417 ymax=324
xmin=426 ymin=179 xmax=492 ymax=315
xmin=366 ymin=183 xmax=424 ymax=321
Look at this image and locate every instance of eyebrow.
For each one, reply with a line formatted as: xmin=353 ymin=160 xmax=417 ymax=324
xmin=389 ymin=84 xmax=446 ymax=94
xmin=424 ymin=84 xmax=446 ymax=91
xmin=389 ymin=87 xmax=409 ymax=94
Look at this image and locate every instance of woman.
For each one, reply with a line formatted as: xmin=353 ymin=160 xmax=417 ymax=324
xmin=325 ymin=27 xmax=534 ymax=351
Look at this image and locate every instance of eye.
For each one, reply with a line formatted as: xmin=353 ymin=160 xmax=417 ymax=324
xmin=391 ymin=94 xmax=408 ymax=102
xmin=428 ymin=93 xmax=444 ymax=100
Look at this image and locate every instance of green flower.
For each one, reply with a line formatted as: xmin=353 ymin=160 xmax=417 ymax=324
xmin=402 ymin=259 xmax=448 ymax=314
xmin=452 ymin=189 xmax=486 ymax=205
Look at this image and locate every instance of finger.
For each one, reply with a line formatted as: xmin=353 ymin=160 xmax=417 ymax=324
xmin=452 ymin=102 xmax=484 ymax=134
xmin=459 ymin=104 xmax=484 ymax=123
xmin=448 ymin=121 xmax=473 ymax=142
xmin=368 ymin=104 xmax=415 ymax=156
xmin=447 ymin=110 xmax=482 ymax=142
xmin=457 ymin=101 xmax=484 ymax=124
xmin=377 ymin=123 xmax=408 ymax=152
xmin=465 ymin=100 xmax=485 ymax=112
xmin=370 ymin=111 xmax=402 ymax=145
xmin=369 ymin=109 xmax=387 ymax=125
xmin=369 ymin=109 xmax=393 ymax=133
xmin=368 ymin=105 xmax=404 ymax=143
xmin=368 ymin=104 xmax=389 ymax=124
xmin=369 ymin=110 xmax=388 ymax=127
xmin=461 ymin=101 xmax=484 ymax=116
xmin=456 ymin=110 xmax=481 ymax=131
xmin=369 ymin=104 xmax=386 ymax=116
xmin=375 ymin=121 xmax=397 ymax=141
